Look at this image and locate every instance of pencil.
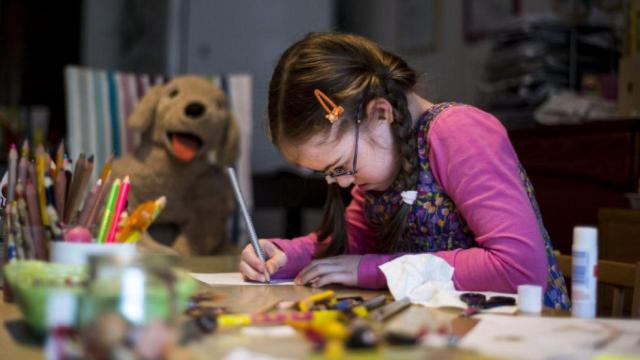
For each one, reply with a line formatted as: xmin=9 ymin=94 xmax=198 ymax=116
xmin=54 ymin=168 xmax=67 ymax=218
xmin=35 ymin=145 xmax=49 ymax=226
xmin=20 ymin=139 xmax=29 ymax=159
xmin=105 ymin=176 xmax=130 ymax=243
xmin=25 ymin=181 xmax=46 ymax=259
xmin=67 ymin=154 xmax=94 ymax=224
xmin=64 ymin=152 xmax=85 ymax=223
xmin=77 ymin=178 xmax=102 ymax=228
xmin=15 ymin=182 xmax=35 ymax=259
xmin=25 ymin=181 xmax=42 ymax=227
xmin=226 ymin=167 xmax=270 ymax=283
xmin=18 ymin=157 xmax=28 ymax=187
xmin=9 ymin=203 xmax=25 ymax=260
xmin=100 ymin=156 xmax=113 ymax=184
xmin=63 ymin=156 xmax=72 ymax=207
xmin=7 ymin=144 xmax=17 ymax=204
xmin=97 ymin=178 xmax=121 ymax=243
xmin=85 ymin=176 xmax=112 ymax=231
xmin=17 ymin=198 xmax=35 ymax=259
xmin=55 ymin=141 xmax=64 ymax=180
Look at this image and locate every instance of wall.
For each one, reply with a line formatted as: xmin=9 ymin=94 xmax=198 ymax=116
xmin=181 ymin=0 xmax=335 ymax=173
xmin=83 ymin=0 xmax=170 ymax=74
xmin=341 ymin=0 xmax=554 ymax=104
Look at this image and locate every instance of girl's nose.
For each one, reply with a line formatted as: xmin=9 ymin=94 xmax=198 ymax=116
xmin=335 ymin=175 xmax=354 ymax=188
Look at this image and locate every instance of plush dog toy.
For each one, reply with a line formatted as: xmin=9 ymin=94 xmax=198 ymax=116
xmin=111 ymin=76 xmax=239 ymax=255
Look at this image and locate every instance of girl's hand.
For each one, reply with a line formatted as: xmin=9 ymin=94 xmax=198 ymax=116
xmin=239 ymin=240 xmax=287 ymax=282
xmin=295 ymin=255 xmax=361 ymax=287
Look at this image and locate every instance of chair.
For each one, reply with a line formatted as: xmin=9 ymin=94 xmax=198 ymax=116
xmin=555 ymin=253 xmax=640 ymax=318
xmin=598 ymin=208 xmax=640 ymax=264
xmin=64 ymin=66 xmax=253 ymax=243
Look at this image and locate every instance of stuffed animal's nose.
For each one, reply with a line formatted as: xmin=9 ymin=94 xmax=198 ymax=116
xmin=185 ymin=102 xmax=206 ymax=118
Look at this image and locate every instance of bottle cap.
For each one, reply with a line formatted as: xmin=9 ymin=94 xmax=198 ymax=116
xmin=517 ymin=284 xmax=542 ymax=314
xmin=573 ymin=226 xmax=597 ymax=249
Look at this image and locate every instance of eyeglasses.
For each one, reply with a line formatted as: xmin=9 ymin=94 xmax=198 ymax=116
xmin=325 ymin=104 xmax=362 ymax=179
xmin=459 ymin=293 xmax=516 ymax=317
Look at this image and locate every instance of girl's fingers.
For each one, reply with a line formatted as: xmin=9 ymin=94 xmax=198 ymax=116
xmin=241 ymin=244 xmax=267 ymax=273
xmin=241 ymin=240 xmax=287 ymax=277
xmin=239 ymin=260 xmax=265 ymax=282
xmin=296 ymin=262 xmax=342 ymax=285
xmin=260 ymin=240 xmax=287 ymax=275
xmin=265 ymin=255 xmax=286 ymax=275
xmin=296 ymin=258 xmax=338 ymax=281
xmin=261 ymin=240 xmax=280 ymax=257
xmin=310 ymin=272 xmax=351 ymax=288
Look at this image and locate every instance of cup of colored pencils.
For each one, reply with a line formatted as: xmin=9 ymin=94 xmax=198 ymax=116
xmin=2 ymin=141 xmax=166 ymax=265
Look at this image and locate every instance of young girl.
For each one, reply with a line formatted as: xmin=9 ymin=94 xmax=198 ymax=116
xmin=240 ymin=32 xmax=570 ymax=309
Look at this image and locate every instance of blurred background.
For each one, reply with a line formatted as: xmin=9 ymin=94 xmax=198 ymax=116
xmin=0 ymin=0 xmax=637 ymax=257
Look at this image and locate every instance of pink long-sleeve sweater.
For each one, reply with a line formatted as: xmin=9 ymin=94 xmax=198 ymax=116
xmin=269 ymin=105 xmax=548 ymax=293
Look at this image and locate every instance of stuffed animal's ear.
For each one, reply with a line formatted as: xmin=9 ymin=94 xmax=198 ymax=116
xmin=214 ymin=113 xmax=240 ymax=167
xmin=129 ymin=85 xmax=163 ymax=133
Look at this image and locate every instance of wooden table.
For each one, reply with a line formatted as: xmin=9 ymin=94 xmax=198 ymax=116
xmin=0 ymin=256 xmax=483 ymax=359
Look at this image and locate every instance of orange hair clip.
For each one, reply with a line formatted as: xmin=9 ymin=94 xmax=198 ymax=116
xmin=314 ymin=89 xmax=344 ymax=124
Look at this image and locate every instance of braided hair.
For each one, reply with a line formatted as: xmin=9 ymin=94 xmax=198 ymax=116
xmin=268 ymin=32 xmax=419 ymax=255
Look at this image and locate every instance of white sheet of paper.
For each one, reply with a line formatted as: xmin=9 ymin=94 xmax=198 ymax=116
xmin=190 ymin=272 xmax=295 ymax=286
xmin=459 ymin=314 xmax=640 ymax=360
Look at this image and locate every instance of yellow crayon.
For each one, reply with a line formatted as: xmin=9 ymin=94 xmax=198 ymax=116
xmin=217 ymin=310 xmax=343 ymax=327
xmin=298 ymin=290 xmax=336 ymax=312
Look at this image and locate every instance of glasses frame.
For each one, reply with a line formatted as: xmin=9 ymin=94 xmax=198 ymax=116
xmin=325 ymin=103 xmax=363 ymax=179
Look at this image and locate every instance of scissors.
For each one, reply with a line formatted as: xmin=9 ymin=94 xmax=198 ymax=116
xmin=459 ymin=293 xmax=516 ymax=317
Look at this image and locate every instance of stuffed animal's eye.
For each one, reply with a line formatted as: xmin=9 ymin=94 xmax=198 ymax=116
xmin=168 ymin=89 xmax=179 ymax=98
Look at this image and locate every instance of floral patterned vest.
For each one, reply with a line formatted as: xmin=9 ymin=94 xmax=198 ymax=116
xmin=363 ymin=103 xmax=571 ymax=310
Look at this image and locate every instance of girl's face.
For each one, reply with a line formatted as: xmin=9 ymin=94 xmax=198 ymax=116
xmin=282 ymin=118 xmax=401 ymax=192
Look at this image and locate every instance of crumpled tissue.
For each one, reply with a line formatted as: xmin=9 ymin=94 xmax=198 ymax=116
xmin=379 ymin=254 xmax=517 ymax=313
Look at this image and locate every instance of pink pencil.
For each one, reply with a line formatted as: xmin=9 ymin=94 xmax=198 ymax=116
xmin=105 ymin=176 xmax=130 ymax=243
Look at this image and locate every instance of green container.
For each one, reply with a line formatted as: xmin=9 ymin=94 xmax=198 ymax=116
xmin=3 ymin=260 xmax=197 ymax=335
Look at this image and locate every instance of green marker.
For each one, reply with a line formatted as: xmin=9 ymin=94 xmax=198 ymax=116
xmin=97 ymin=178 xmax=121 ymax=243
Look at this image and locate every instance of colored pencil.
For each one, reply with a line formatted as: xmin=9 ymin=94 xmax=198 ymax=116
xmin=17 ymin=157 xmax=28 ymax=187
xmin=20 ymin=139 xmax=29 ymax=159
xmin=77 ymin=179 xmax=101 ymax=228
xmin=7 ymin=144 xmax=17 ymax=204
xmin=100 ymin=156 xmax=113 ymax=184
xmin=97 ymin=178 xmax=121 ymax=243
xmin=86 ymin=176 xmax=112 ymax=232
xmin=106 ymin=176 xmax=130 ymax=243
xmin=35 ymin=145 xmax=49 ymax=226
xmin=64 ymin=153 xmax=85 ymax=223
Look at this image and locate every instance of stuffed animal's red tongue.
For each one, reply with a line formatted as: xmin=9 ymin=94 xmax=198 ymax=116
xmin=171 ymin=134 xmax=199 ymax=162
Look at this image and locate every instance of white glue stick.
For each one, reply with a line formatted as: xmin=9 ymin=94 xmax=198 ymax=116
xmin=571 ymin=226 xmax=598 ymax=318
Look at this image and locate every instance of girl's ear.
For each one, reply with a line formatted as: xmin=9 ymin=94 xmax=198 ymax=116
xmin=364 ymin=97 xmax=394 ymax=124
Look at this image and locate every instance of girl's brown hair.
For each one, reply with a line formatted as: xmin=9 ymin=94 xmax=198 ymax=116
xmin=268 ymin=32 xmax=418 ymax=255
